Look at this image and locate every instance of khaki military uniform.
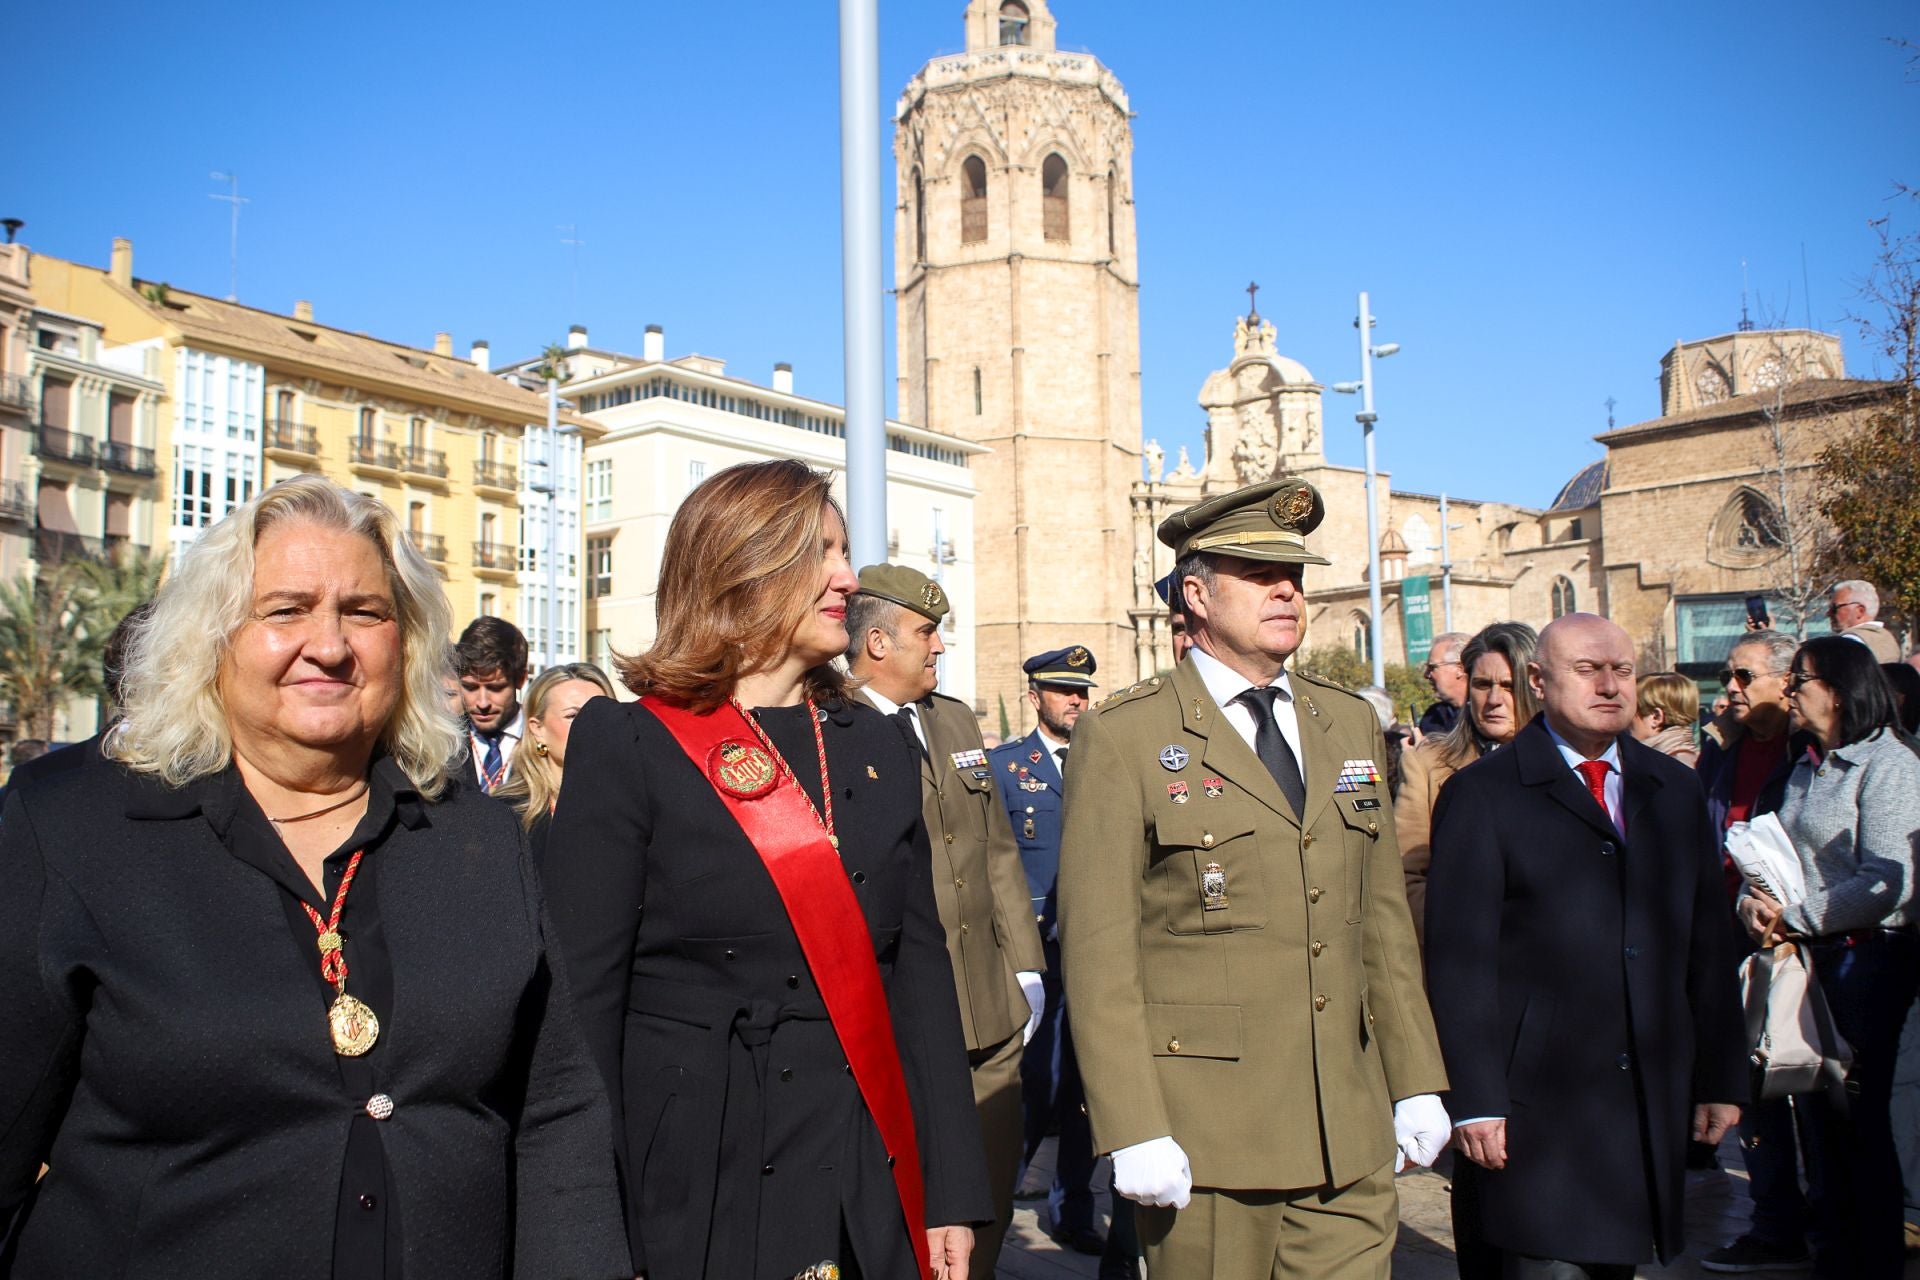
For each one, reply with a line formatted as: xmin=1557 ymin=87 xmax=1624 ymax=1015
xmin=859 ymin=687 xmax=1044 ymax=1273
xmin=1058 ymin=657 xmax=1448 ymax=1275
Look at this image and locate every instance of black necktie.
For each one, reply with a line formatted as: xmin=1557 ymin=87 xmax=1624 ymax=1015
xmin=893 ymin=706 xmax=929 ymax=762
xmin=1234 ymin=686 xmax=1305 ymax=817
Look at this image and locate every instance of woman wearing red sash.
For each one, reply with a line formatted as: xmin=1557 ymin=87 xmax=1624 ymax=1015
xmin=544 ymin=459 xmax=991 ymax=1280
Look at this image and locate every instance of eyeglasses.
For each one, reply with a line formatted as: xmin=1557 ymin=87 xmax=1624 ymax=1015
xmin=1785 ymin=673 xmax=1825 ymax=694
xmin=1717 ymin=666 xmax=1769 ymax=686
xmin=1423 ymin=660 xmax=1462 ymax=677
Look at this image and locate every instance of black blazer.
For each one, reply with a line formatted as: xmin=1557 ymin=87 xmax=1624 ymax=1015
xmin=543 ymin=696 xmax=992 ymax=1280
xmin=0 ymin=748 xmax=630 ymax=1280
xmin=1425 ymin=717 xmax=1746 ymax=1265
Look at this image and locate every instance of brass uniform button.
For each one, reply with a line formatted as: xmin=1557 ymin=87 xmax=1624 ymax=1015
xmin=1308 ymin=887 xmax=1323 ymax=903
xmin=1314 ymin=995 xmax=1328 ymax=1011
xmin=1302 ymin=833 xmax=1315 ymax=847
xmin=1367 ymin=820 xmax=1379 ymax=835
xmin=959 ymin=923 xmax=970 ymax=934
xmin=954 ymin=877 xmax=965 ymax=889
xmin=1310 ymin=940 xmax=1324 ymax=957
xmin=1167 ymin=1037 xmax=1181 ymax=1053
xmin=944 ymin=833 xmax=955 ymax=844
xmin=1201 ymin=833 xmax=1214 ymax=848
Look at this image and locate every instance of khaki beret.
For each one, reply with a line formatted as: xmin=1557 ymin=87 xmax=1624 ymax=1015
xmin=1156 ymin=477 xmax=1331 ymax=565
xmin=854 ymin=563 xmax=950 ymax=623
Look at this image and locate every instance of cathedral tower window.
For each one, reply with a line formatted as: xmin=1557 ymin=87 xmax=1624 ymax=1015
xmin=973 ymin=366 xmax=983 ymax=415
xmin=999 ymin=1 xmax=1030 ymax=46
xmin=1042 ymin=153 xmax=1070 ymax=242
xmin=911 ymin=168 xmax=926 ymax=261
xmin=1351 ymin=612 xmax=1372 ymax=662
xmin=961 ymin=155 xmax=989 ymax=244
xmin=1551 ymin=576 xmax=1577 ymax=619
xmin=1106 ymin=163 xmax=1119 ymax=254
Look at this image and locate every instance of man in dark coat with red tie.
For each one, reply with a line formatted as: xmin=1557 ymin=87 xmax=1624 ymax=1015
xmin=1425 ymin=613 xmax=1747 ymax=1279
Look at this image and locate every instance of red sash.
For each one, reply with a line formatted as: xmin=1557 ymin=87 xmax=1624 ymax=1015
xmin=643 ymin=696 xmax=931 ymax=1280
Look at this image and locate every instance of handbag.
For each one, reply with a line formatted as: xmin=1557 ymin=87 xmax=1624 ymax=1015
xmin=1739 ymin=941 xmax=1853 ymax=1102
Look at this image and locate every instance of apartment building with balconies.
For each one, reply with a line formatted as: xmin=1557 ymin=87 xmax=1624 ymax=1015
xmin=25 ymin=238 xmax=600 ymax=660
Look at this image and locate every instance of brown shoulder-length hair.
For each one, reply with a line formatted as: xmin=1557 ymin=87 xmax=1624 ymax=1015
xmin=617 ymin=459 xmax=852 ymax=710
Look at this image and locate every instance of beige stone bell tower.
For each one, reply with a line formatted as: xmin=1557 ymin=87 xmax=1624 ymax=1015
xmin=895 ymin=0 xmax=1143 ymax=731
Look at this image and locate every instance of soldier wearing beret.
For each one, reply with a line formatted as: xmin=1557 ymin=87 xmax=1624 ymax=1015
xmin=987 ymin=645 xmax=1105 ymax=1253
xmin=844 ymin=564 xmax=1047 ymax=1276
xmin=1057 ymin=477 xmax=1452 ymax=1278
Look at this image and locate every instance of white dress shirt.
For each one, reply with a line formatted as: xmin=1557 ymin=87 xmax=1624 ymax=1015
xmin=1035 ymin=725 xmax=1070 ymax=772
xmin=1188 ymin=645 xmax=1307 ymax=784
xmin=469 ymin=706 xmax=525 ymax=787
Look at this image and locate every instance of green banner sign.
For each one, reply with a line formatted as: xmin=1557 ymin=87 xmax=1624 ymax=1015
xmin=1402 ymin=574 xmax=1434 ymax=665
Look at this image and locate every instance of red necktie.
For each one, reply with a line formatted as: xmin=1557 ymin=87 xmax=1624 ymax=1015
xmin=1575 ymin=759 xmax=1616 ymax=831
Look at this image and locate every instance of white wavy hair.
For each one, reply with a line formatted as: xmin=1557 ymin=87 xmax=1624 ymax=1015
xmin=106 ymin=474 xmax=460 ymax=798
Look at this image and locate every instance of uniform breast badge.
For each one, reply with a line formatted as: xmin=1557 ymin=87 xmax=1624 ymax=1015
xmin=866 ymin=765 xmax=879 ymax=779
xmin=1158 ymin=744 xmax=1190 ymax=771
xmin=1334 ymin=758 xmax=1383 ymax=794
xmin=1029 ymin=748 xmax=1044 ymax=764
xmin=1023 ymin=817 xmax=1037 ymax=839
xmin=709 ymin=739 xmax=780 ymax=799
xmin=1201 ymin=861 xmax=1229 ymax=910
xmin=950 ymin=749 xmax=986 ymax=770
xmin=1167 ymin=780 xmax=1189 ymax=803
xmin=1202 ymin=777 xmax=1224 ymax=798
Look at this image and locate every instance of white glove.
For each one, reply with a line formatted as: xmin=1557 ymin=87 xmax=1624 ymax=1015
xmin=1392 ymin=1093 xmax=1452 ymax=1172
xmin=1110 ymin=1135 xmax=1192 ymax=1209
xmin=1016 ymin=971 xmax=1045 ymax=1045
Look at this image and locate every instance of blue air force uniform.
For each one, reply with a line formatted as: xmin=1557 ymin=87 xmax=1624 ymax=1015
xmin=988 ymin=645 xmax=1102 ymax=1246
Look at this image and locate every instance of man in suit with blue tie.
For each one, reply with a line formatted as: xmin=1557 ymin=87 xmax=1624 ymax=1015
xmin=989 ymin=645 xmax=1103 ymax=1253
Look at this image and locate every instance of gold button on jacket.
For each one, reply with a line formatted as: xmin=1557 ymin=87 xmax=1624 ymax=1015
xmin=1057 ymin=657 xmax=1447 ymax=1193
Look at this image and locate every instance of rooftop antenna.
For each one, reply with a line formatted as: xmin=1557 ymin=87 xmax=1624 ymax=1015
xmin=1737 ymin=259 xmax=1755 ymax=332
xmin=558 ymin=224 xmax=585 ymax=320
xmin=209 ymin=172 xmax=249 ymax=302
xmin=1605 ymin=395 xmax=1617 ymax=430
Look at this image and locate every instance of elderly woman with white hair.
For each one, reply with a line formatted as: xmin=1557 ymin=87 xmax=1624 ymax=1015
xmin=0 ymin=476 xmax=630 ymax=1280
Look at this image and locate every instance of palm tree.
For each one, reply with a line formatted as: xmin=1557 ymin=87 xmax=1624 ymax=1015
xmin=0 ymin=564 xmax=103 ymax=740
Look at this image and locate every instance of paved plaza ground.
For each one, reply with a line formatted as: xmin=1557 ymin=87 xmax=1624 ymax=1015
xmin=998 ymin=1132 xmax=1920 ymax=1279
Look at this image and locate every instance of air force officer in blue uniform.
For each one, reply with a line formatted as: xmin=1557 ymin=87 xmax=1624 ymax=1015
xmin=988 ymin=646 xmax=1102 ymax=1252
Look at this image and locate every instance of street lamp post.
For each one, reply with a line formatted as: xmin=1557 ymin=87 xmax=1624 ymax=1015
xmin=1331 ymin=291 xmax=1399 ymax=690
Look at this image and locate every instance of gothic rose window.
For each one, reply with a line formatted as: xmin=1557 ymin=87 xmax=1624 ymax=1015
xmin=1694 ymin=363 xmax=1730 ymax=405
xmin=1707 ymin=486 xmax=1787 ymax=569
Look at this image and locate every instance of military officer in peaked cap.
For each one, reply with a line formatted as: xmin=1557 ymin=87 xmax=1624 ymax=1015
xmin=987 ymin=644 xmax=1106 ymax=1253
xmin=845 ymin=564 xmax=1047 ymax=1276
xmin=1057 ymin=477 xmax=1452 ymax=1278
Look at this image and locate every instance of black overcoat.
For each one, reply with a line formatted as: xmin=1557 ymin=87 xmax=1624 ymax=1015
xmin=0 ymin=747 xmax=631 ymax=1279
xmin=542 ymin=697 xmax=993 ymax=1280
xmin=1425 ymin=717 xmax=1747 ymax=1265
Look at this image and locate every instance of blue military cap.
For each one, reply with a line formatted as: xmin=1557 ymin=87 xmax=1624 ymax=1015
xmin=1153 ymin=570 xmax=1177 ymax=607
xmin=1023 ymin=645 xmax=1098 ymax=688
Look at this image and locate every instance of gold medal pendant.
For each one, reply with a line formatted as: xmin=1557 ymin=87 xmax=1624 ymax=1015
xmin=328 ymin=991 xmax=381 ymax=1056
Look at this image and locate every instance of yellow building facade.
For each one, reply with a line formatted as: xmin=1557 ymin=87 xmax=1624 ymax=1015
xmin=26 ymin=239 xmax=597 ymax=649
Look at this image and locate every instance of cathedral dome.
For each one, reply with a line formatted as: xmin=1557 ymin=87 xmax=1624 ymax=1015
xmin=1548 ymin=458 xmax=1608 ymax=512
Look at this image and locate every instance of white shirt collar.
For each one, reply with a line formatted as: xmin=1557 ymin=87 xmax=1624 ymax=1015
xmin=1036 ymin=725 xmax=1070 ymax=755
xmin=1543 ymin=719 xmax=1621 ymax=772
xmin=473 ymin=706 xmax=524 ymax=744
xmin=1189 ymin=644 xmax=1293 ymax=712
xmin=862 ymin=686 xmax=905 ymax=717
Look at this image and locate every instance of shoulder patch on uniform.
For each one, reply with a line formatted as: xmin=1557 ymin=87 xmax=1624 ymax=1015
xmin=1095 ymin=676 xmax=1170 ymax=713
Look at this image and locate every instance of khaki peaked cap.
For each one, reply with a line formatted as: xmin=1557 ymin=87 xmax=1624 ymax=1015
xmin=855 ymin=563 xmax=951 ymax=623
xmin=1156 ymin=477 xmax=1331 ymax=566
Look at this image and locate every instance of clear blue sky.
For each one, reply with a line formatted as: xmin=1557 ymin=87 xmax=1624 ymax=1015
xmin=9 ymin=1 xmax=1913 ymax=508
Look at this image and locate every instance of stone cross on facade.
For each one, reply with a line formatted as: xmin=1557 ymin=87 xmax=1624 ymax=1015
xmin=1246 ymin=281 xmax=1260 ymax=321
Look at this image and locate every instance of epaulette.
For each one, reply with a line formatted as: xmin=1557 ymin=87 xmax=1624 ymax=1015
xmin=1094 ymin=674 xmax=1172 ymax=713
xmin=1290 ymin=669 xmax=1361 ymax=699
